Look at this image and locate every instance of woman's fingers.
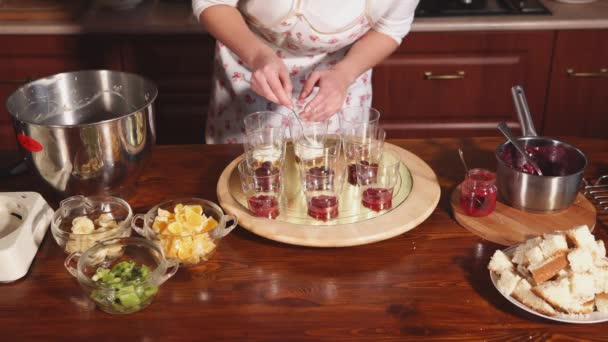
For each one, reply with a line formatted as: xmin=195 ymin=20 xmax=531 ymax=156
xmin=299 ymin=71 xmax=322 ymax=101
xmin=252 ymin=72 xmax=279 ymax=103
xmin=278 ymin=69 xmax=294 ymax=106
xmin=268 ymin=69 xmax=293 ymax=109
xmin=301 ymin=92 xmax=326 ymax=120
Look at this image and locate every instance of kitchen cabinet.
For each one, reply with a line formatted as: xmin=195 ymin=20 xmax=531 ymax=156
xmin=372 ymin=31 xmax=555 ymax=138
xmin=543 ymin=30 xmax=608 ymax=138
xmin=0 ymin=29 xmax=604 ymax=149
xmin=0 ymin=35 xmax=121 ymax=156
xmin=121 ymin=34 xmax=216 ymax=144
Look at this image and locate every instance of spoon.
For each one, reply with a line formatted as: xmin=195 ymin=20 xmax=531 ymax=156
xmin=290 ymin=106 xmax=326 ymax=147
xmin=458 ymin=148 xmax=469 ymax=174
xmin=497 ymin=122 xmax=544 ymax=176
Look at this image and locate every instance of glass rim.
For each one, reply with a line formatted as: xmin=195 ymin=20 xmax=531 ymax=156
xmin=338 ymin=106 xmax=381 ymax=124
xmin=76 ymin=236 xmax=168 ymax=289
xmin=465 ymin=168 xmax=497 ymax=182
xmin=243 ymin=111 xmax=288 ymax=133
xmin=51 ymin=195 xmax=133 ymax=238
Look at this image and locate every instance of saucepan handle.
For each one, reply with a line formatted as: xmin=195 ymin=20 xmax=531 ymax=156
xmin=511 ymin=85 xmax=538 ymax=137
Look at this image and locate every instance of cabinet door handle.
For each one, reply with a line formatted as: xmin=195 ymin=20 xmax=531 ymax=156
xmin=566 ymin=68 xmax=607 ymax=78
xmin=424 ymin=71 xmax=465 ymax=80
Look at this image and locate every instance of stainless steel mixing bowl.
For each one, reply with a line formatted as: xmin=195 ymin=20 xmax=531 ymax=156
xmin=6 ymin=70 xmax=157 ymax=198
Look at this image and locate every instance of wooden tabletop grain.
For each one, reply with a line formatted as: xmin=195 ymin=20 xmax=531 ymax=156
xmin=2 ymin=137 xmax=608 ymax=341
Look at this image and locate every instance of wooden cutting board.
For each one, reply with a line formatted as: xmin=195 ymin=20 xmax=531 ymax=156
xmin=451 ymin=187 xmax=596 ymax=246
xmin=217 ymin=142 xmax=441 ymax=247
xmin=0 ymin=0 xmax=87 ymax=21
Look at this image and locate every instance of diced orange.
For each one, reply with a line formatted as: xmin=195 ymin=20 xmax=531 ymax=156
xmin=185 ymin=205 xmax=203 ymax=216
xmin=185 ymin=209 xmax=204 ymax=227
xmin=201 ymin=217 xmax=219 ymax=233
xmin=167 ymin=222 xmax=183 ymax=236
xmin=177 ymin=236 xmax=194 ymax=260
xmin=152 ymin=219 xmax=168 ymax=234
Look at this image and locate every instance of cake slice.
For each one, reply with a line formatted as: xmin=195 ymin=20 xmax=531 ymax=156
xmin=540 ymin=232 xmax=569 ymax=258
xmin=566 ymin=225 xmax=596 ymax=250
xmin=496 ymin=269 xmax=522 ymax=296
xmin=594 ymin=267 xmax=608 ymax=294
xmin=525 ymin=246 xmax=545 ymax=267
xmin=529 ymin=253 xmax=568 ymax=285
xmin=512 ymin=237 xmax=542 ymax=265
xmin=595 ymin=293 xmax=608 ymax=313
xmin=512 ymin=279 xmax=557 ymax=316
xmin=488 ymin=250 xmax=514 ymax=274
xmin=570 ymin=273 xmax=596 ymax=302
xmin=595 ymin=240 xmax=606 ymax=259
xmin=533 ymin=277 xmax=594 ymax=314
xmin=568 ymin=248 xmax=594 ymax=273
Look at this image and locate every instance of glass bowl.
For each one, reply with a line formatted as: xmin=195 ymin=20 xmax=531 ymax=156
xmin=64 ymin=237 xmax=179 ymax=314
xmin=51 ymin=195 xmax=133 ymax=254
xmin=131 ymin=198 xmax=238 ymax=267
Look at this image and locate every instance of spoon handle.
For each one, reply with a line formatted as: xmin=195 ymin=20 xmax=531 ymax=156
xmin=511 ymin=85 xmax=538 ymax=137
xmin=458 ymin=148 xmax=469 ymax=174
xmin=497 ymin=122 xmax=543 ymax=176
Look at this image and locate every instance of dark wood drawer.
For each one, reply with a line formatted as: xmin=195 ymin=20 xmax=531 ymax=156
xmin=372 ymin=31 xmax=554 ymax=138
xmin=544 ymin=30 xmax=608 ymax=138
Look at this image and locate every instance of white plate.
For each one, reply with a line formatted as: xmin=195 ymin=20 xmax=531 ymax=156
xmin=489 ymin=245 xmax=608 ymax=324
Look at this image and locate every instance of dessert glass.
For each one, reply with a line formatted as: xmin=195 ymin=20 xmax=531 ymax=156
xmin=356 ymin=149 xmax=401 ymax=212
xmin=299 ymin=150 xmax=346 ymax=221
xmin=237 ymin=157 xmax=282 ymax=219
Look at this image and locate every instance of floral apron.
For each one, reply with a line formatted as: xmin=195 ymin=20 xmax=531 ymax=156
xmin=206 ymin=0 xmax=374 ymax=144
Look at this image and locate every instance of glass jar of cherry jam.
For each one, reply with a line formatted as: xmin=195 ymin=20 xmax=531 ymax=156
xmin=459 ymin=168 xmax=497 ymax=217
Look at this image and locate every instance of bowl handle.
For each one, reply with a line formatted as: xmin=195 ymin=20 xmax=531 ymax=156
xmin=64 ymin=252 xmax=82 ymax=278
xmin=221 ymin=214 xmax=238 ymax=238
xmin=159 ymin=258 xmax=180 ymax=284
xmin=131 ymin=214 xmax=151 ymax=238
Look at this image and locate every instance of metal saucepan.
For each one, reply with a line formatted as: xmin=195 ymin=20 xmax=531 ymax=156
xmin=495 ymin=86 xmax=587 ymax=212
xmin=6 ymin=70 xmax=157 ymax=198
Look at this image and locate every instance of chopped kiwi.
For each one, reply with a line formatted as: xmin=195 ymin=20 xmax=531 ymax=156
xmin=90 ymin=261 xmax=158 ymax=313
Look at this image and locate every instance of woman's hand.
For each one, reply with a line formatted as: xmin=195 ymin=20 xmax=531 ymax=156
xmin=250 ymin=50 xmax=294 ymax=109
xmin=298 ymin=68 xmax=353 ymax=121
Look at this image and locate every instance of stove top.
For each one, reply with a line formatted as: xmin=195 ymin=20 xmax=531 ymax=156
xmin=415 ymin=0 xmax=551 ymax=17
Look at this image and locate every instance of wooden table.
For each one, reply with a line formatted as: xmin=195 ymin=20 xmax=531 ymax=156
xmin=2 ymin=137 xmax=608 ymax=340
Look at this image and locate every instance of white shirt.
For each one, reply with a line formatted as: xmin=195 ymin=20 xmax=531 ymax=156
xmin=192 ymin=0 xmax=418 ymax=45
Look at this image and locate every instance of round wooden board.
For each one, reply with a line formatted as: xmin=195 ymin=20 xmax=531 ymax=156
xmin=451 ymin=187 xmax=597 ymax=246
xmin=216 ymin=143 xmax=440 ymax=247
